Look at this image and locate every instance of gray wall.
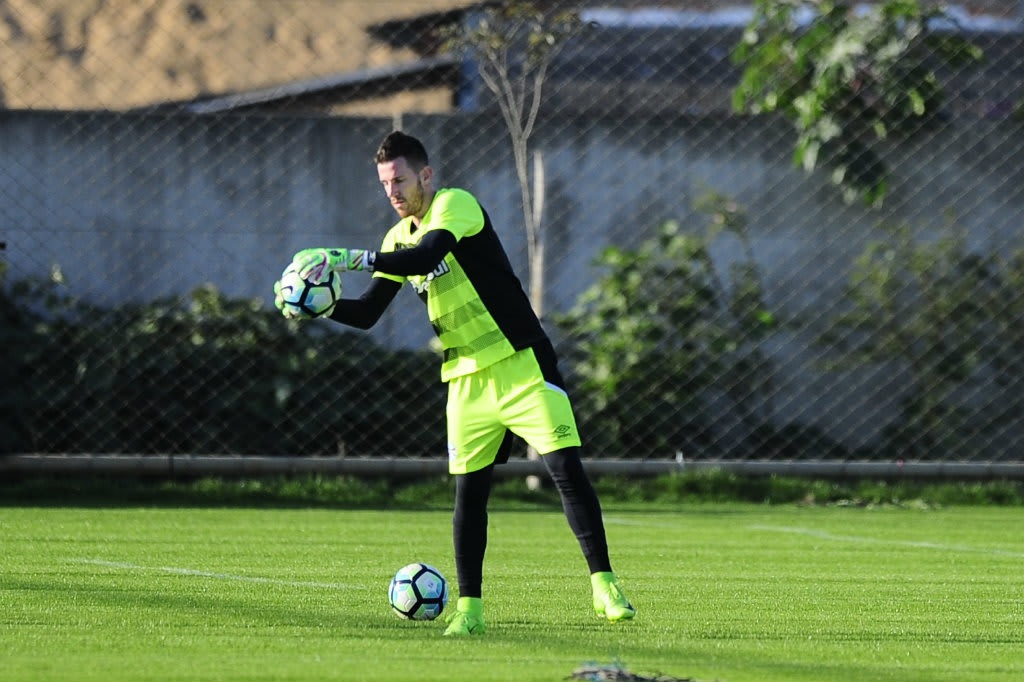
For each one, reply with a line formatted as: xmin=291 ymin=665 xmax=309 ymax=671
xmin=3 ymin=109 xmax=1023 ymax=449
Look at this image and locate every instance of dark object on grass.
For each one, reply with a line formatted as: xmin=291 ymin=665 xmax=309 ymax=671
xmin=569 ymin=661 xmax=699 ymax=682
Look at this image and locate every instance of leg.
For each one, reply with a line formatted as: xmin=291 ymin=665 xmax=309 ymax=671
xmin=541 ymin=446 xmax=611 ymax=574
xmin=499 ymin=343 xmax=636 ymax=622
xmin=543 ymin=447 xmax=636 ymax=622
xmin=445 ymin=370 xmax=508 ymax=636
xmin=445 ymin=463 xmax=493 ymax=636
xmin=452 ymin=463 xmax=494 ymax=598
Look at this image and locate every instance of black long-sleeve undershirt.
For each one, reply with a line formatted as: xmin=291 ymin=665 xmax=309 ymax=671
xmin=373 ymin=229 xmax=456 ymax=277
xmin=328 ymin=228 xmax=457 ymax=329
xmin=328 ymin=277 xmax=400 ymax=329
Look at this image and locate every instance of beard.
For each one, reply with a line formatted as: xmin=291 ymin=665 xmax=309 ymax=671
xmin=394 ymin=179 xmax=426 ymax=218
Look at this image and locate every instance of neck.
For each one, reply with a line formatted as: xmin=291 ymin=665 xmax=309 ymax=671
xmin=413 ymin=189 xmax=437 ymax=227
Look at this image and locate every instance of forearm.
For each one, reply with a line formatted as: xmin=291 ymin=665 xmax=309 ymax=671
xmin=329 ymin=278 xmax=400 ymax=329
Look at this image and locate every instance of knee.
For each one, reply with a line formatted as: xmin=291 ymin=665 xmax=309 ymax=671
xmin=454 ymin=467 xmax=494 ymax=511
xmin=542 ymin=447 xmax=584 ymax=482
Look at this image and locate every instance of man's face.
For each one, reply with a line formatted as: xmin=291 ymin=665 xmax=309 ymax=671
xmin=377 ymin=156 xmax=432 ymax=220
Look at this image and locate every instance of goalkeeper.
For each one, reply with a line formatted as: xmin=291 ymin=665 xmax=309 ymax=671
xmin=274 ymin=131 xmax=635 ymax=636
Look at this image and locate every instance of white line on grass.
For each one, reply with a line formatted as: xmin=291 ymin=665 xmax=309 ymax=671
xmin=605 ymin=517 xmax=682 ymax=528
xmin=751 ymin=525 xmax=1024 ymax=558
xmin=68 ymin=558 xmax=365 ymax=589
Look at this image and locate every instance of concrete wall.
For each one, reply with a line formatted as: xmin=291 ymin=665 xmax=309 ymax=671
xmin=3 ymin=109 xmax=1023 ymax=451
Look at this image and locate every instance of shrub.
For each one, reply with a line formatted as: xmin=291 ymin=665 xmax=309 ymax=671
xmin=555 ymin=196 xmax=780 ymax=458
xmin=0 ymin=274 xmax=444 ymax=456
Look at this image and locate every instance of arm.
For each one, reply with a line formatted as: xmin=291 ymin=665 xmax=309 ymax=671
xmin=293 ymin=229 xmax=457 ymax=281
xmin=328 ymin=277 xmax=401 ymax=330
xmin=373 ymin=229 xmax=456 ymax=277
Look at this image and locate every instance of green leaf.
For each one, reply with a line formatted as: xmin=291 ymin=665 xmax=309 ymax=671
xmin=908 ymin=89 xmax=925 ymax=115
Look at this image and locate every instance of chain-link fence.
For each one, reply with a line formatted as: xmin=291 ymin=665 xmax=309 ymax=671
xmin=2 ymin=1 xmax=1023 ymax=476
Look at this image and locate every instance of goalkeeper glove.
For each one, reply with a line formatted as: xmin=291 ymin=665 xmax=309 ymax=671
xmin=292 ymin=247 xmax=375 ymax=283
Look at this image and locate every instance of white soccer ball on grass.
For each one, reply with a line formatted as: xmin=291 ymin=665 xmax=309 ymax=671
xmin=388 ymin=563 xmax=448 ymax=621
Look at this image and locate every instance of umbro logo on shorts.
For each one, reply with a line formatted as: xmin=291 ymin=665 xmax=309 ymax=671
xmin=554 ymin=425 xmax=573 ymax=439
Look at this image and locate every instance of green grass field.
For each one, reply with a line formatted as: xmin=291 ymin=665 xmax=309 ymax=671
xmin=2 ymin=496 xmax=1022 ymax=682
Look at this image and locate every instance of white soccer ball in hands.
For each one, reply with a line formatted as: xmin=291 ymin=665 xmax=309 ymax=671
xmin=277 ymin=261 xmax=342 ymax=318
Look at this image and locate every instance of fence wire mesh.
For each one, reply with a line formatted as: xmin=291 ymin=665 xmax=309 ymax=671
xmin=2 ymin=0 xmax=1023 ymax=470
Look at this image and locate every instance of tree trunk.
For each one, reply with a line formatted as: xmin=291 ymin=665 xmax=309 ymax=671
xmin=525 ymin=150 xmax=546 ymax=490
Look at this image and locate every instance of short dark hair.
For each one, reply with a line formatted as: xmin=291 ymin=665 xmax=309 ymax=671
xmin=375 ymin=131 xmax=429 ymax=169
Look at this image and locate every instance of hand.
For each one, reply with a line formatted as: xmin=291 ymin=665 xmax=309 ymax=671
xmin=292 ymin=247 xmax=375 ymax=282
xmin=273 ymin=279 xmax=313 ymax=320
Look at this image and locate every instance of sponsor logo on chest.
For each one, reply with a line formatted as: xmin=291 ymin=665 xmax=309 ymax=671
xmin=411 ymin=259 xmax=451 ymax=294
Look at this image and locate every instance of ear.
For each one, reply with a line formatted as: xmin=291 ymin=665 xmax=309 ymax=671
xmin=420 ymin=165 xmax=434 ymax=186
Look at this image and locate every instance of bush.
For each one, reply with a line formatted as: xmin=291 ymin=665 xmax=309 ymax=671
xmin=0 ymin=275 xmax=444 ymax=456
xmin=818 ymin=219 xmax=1024 ymax=460
xmin=555 ymin=196 xmax=781 ymax=458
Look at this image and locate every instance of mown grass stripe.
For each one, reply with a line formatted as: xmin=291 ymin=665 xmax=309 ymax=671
xmin=67 ymin=557 xmax=365 ymax=589
xmin=751 ymin=524 xmax=1024 ymax=557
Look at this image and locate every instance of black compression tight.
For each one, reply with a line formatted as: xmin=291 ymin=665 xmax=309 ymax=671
xmin=452 ymin=464 xmax=493 ymax=599
xmin=542 ymin=447 xmax=612 ymax=575
xmin=452 ymin=447 xmax=612 ymax=598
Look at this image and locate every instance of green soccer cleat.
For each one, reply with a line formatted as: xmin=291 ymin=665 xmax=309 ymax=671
xmin=591 ymin=572 xmax=636 ymax=622
xmin=443 ymin=597 xmax=486 ymax=636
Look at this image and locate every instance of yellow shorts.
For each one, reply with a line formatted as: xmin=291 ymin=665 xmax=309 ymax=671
xmin=446 ymin=346 xmax=581 ymax=474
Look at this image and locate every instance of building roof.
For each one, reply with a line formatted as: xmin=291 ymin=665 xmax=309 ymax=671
xmin=144 ymin=55 xmax=461 ymax=115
